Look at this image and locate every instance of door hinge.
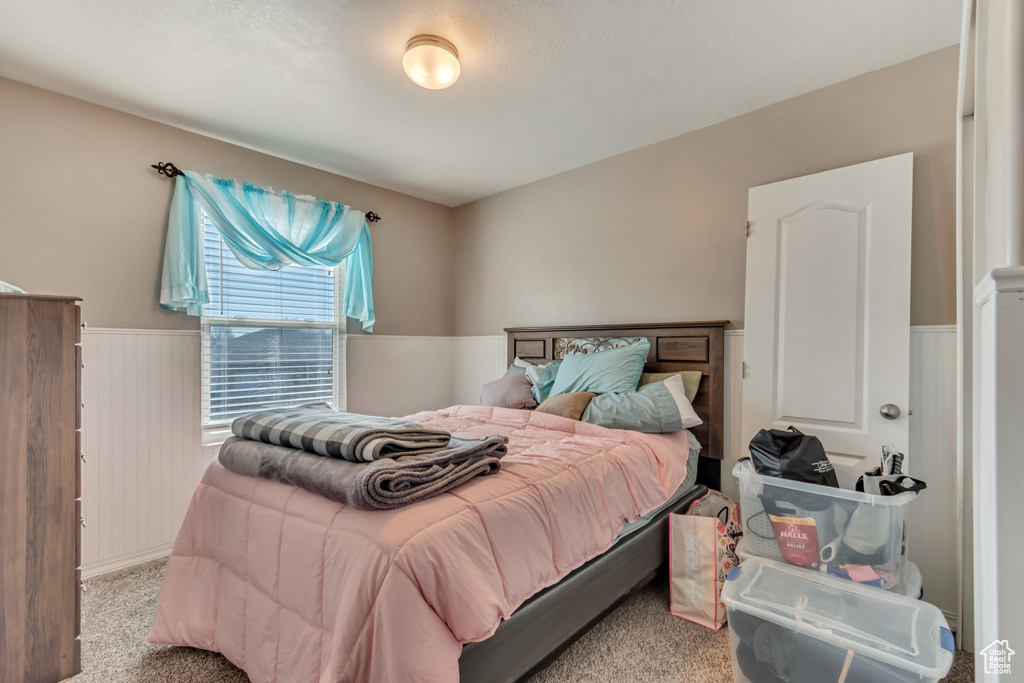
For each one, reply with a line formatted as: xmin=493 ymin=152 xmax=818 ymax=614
xmin=744 ymin=221 xmax=750 ymax=237
xmin=741 ymin=361 xmax=747 ymax=378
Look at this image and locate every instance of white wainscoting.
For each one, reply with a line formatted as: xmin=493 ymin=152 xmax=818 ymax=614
xmin=81 ymin=327 xmax=958 ymax=630
xmin=905 ymin=326 xmax=959 ymax=625
xmin=720 ymin=331 xmax=745 ymax=505
xmin=451 ymin=336 xmax=507 ymax=406
xmin=80 ymin=329 xmax=218 ymax=577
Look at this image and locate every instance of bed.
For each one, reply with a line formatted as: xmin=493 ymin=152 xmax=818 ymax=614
xmin=148 ymin=321 xmax=726 ymax=683
xmin=461 ymin=321 xmax=725 ymax=682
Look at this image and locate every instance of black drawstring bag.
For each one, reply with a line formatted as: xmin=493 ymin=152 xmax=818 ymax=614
xmin=747 ymin=426 xmax=839 ymax=488
xmin=742 ymin=427 xmax=843 ymax=555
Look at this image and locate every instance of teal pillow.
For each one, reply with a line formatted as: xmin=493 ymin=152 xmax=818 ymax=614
xmin=581 ymin=381 xmax=683 ymax=433
xmin=548 ymin=339 xmax=650 ymax=397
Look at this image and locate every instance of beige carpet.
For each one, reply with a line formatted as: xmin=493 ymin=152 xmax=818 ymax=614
xmin=68 ymin=558 xmax=975 ymax=683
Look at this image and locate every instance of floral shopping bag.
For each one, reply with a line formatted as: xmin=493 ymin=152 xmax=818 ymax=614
xmin=669 ymin=490 xmax=743 ymax=630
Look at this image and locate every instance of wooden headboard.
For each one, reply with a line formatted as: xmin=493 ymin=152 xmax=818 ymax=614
xmin=504 ymin=321 xmax=727 ymax=468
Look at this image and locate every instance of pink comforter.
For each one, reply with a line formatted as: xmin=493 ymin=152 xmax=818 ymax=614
xmin=148 ymin=406 xmax=692 ymax=682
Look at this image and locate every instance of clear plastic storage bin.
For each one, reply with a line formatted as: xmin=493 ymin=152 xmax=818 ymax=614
xmin=722 ymin=557 xmax=954 ymax=683
xmin=736 ymin=536 xmax=925 ymax=599
xmin=892 ymin=560 xmax=923 ymax=600
xmin=733 ymin=459 xmax=918 ymax=589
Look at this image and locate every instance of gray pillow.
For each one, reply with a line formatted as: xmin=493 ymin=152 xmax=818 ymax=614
xmin=481 ymin=372 xmax=537 ymax=409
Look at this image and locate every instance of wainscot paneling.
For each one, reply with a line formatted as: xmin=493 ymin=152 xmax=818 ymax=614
xmin=906 ymin=326 xmax=959 ymax=627
xmin=80 ymin=329 xmax=218 ymax=577
xmin=81 ymin=327 xmax=957 ymax=630
xmin=720 ymin=331 xmax=745 ymax=505
xmin=451 ymin=336 xmax=507 ymax=406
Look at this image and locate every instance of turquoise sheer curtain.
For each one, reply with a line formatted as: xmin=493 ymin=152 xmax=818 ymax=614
xmin=160 ymin=171 xmax=374 ymax=331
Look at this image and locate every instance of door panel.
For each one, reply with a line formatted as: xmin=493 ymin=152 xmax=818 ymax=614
xmin=742 ymin=153 xmax=913 ymax=480
xmin=777 ymin=202 xmax=866 ymax=427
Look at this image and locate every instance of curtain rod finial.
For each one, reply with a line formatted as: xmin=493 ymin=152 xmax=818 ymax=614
xmin=366 ymin=211 xmax=381 ymax=223
xmin=152 ymin=162 xmax=184 ymax=178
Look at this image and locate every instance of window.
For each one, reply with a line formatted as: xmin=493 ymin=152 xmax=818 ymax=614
xmin=201 ymin=214 xmax=344 ymax=430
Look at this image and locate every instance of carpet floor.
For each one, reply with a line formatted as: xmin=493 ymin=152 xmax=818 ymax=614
xmin=68 ymin=558 xmax=975 ymax=682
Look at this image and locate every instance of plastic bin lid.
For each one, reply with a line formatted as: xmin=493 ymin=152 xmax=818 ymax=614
xmin=722 ymin=557 xmax=954 ymax=679
xmin=732 ymin=459 xmax=918 ymax=506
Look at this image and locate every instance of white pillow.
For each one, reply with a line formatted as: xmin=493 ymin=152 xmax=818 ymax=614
xmin=524 ymin=361 xmax=555 ymax=386
xmin=0 ymin=281 xmax=26 ymax=293
xmin=661 ymin=374 xmax=703 ymax=429
xmin=513 ymin=356 xmax=534 ymax=370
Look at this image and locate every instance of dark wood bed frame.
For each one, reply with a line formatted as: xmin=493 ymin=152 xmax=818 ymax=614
xmin=459 ymin=321 xmax=727 ymax=683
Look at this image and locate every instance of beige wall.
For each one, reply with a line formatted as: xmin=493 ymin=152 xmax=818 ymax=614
xmin=0 ymin=77 xmax=455 ymax=335
xmin=1 ymin=47 xmax=959 ymax=337
xmin=452 ymin=47 xmax=959 ymax=335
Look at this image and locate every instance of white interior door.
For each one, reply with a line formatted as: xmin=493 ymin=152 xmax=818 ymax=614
xmin=741 ymin=153 xmax=913 ymax=482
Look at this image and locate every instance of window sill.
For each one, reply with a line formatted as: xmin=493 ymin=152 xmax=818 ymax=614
xmin=202 ymin=425 xmax=234 ymax=448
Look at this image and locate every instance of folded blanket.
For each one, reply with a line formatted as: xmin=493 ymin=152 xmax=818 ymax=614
xmin=218 ymin=434 xmax=508 ymax=510
xmin=231 ymin=403 xmax=452 ymax=462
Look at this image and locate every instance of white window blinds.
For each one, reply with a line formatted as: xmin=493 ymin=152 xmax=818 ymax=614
xmin=200 ymin=214 xmax=345 ymax=426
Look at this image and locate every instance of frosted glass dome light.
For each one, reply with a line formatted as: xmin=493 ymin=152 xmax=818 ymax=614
xmin=403 ymin=35 xmax=460 ymax=90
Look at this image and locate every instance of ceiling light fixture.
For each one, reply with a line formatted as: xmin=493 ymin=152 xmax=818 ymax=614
xmin=403 ymin=34 xmax=460 ymax=90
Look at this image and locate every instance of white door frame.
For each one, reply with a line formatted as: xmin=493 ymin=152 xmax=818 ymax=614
xmin=958 ymin=0 xmax=1024 ymax=664
xmin=954 ymin=0 xmax=976 ymax=653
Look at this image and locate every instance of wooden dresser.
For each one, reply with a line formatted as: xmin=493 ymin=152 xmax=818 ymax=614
xmin=0 ymin=294 xmax=82 ymax=682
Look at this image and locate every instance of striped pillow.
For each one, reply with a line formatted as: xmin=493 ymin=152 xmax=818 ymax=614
xmin=548 ymin=338 xmax=650 ymax=397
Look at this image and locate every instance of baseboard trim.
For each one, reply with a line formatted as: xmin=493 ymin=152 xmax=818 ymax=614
xmin=943 ymin=610 xmax=960 ymax=636
xmin=81 ymin=542 xmax=173 ymax=578
xmin=911 ymin=325 xmax=958 ymax=334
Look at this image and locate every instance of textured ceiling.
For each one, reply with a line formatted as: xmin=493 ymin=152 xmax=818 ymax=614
xmin=0 ymin=0 xmax=961 ymax=206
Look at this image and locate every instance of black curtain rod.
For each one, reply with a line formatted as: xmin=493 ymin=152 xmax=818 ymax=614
xmin=151 ymin=161 xmax=381 ymax=223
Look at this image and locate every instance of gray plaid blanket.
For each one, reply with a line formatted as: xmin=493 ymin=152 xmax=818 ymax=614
xmin=231 ymin=404 xmax=452 ymax=462
xmin=218 ymin=435 xmax=508 ymax=510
